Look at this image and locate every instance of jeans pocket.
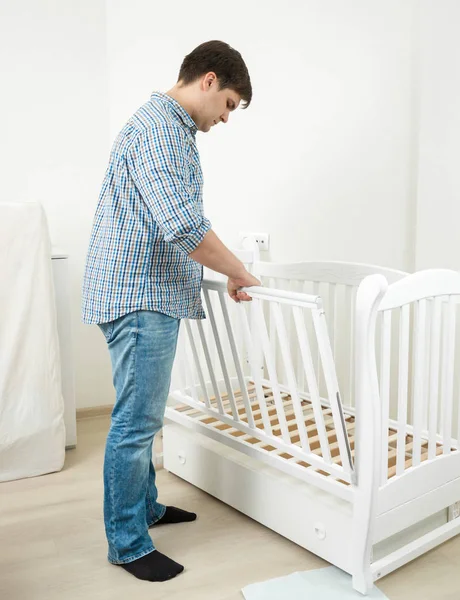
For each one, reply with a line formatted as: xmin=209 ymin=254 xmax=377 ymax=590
xmin=99 ymin=320 xmax=114 ymax=343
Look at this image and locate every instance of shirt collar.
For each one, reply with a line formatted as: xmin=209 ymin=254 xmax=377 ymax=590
xmin=151 ymin=91 xmax=198 ymax=134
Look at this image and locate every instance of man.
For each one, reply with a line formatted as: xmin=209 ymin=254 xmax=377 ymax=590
xmin=82 ymin=40 xmax=260 ymax=583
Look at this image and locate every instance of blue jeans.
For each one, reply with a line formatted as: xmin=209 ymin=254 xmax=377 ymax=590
xmin=98 ymin=310 xmax=180 ymax=564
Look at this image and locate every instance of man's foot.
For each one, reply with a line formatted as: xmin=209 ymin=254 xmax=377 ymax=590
xmin=119 ymin=550 xmax=184 ymax=582
xmin=150 ymin=506 xmax=197 ymax=527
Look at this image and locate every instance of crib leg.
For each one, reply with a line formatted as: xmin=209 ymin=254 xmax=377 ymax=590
xmin=352 ymin=568 xmax=373 ymax=595
xmin=351 ymin=503 xmax=375 ymax=596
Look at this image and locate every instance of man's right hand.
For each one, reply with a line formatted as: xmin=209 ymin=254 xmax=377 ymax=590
xmin=189 ymin=229 xmax=262 ymax=301
xmin=227 ymin=272 xmax=261 ymax=303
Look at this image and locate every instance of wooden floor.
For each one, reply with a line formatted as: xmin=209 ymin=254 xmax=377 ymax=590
xmin=1 ymin=417 xmax=460 ymax=600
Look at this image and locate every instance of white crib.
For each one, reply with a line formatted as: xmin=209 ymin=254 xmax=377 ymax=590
xmin=163 ymin=254 xmax=460 ymax=595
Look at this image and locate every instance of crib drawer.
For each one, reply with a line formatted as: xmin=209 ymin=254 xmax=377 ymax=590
xmin=163 ymin=423 xmax=354 ymax=574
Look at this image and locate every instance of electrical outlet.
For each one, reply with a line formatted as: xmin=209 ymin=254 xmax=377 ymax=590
xmin=239 ymin=231 xmax=270 ymax=251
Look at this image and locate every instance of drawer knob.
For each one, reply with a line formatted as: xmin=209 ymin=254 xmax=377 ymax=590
xmin=314 ymin=523 xmax=326 ymax=540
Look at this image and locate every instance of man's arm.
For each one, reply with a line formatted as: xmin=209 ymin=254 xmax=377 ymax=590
xmin=190 ymin=230 xmax=260 ymax=302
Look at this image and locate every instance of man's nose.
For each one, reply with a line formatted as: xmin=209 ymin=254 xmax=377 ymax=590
xmin=221 ymin=112 xmax=229 ymax=124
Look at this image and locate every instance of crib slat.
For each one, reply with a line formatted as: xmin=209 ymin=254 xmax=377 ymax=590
xmin=284 ymin=284 xmax=294 ymax=386
xmin=206 ymin=291 xmax=217 ymax=375
xmin=196 ymin=320 xmax=225 ymax=413
xmin=312 ymin=308 xmax=353 ymax=476
xmin=329 ymin=283 xmax=337 ymax=359
xmin=346 ymin=285 xmax=355 ymax=407
xmin=294 ymin=281 xmax=305 ymax=392
xmin=252 ymin=298 xmax=291 ymax=444
xmin=269 ymin=278 xmax=277 ymax=371
xmin=231 ymin=298 xmax=247 ymax=376
xmin=218 ymin=291 xmax=255 ymax=428
xmin=313 ymin=282 xmax=321 ymax=388
xmin=238 ymin=302 xmax=273 ymax=435
xmin=412 ymin=300 xmax=427 ymax=467
xmin=423 ymin=300 xmax=432 ymax=432
xmin=293 ymin=306 xmax=332 ymax=463
xmin=428 ymin=298 xmax=442 ymax=459
xmin=176 ymin=324 xmax=188 ymax=395
xmin=396 ymin=305 xmax=410 ymax=476
xmin=203 ymin=289 xmax=239 ymax=421
xmin=380 ymin=310 xmax=392 ymax=485
xmin=441 ymin=296 xmax=456 ymax=455
xmin=296 ymin=317 xmax=306 ymax=392
xmin=271 ymin=302 xmax=310 ymax=452
xmin=184 ymin=320 xmax=211 ymax=409
xmin=183 ymin=324 xmax=200 ymax=404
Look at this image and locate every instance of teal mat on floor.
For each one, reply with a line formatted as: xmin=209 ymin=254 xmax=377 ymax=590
xmin=242 ymin=566 xmax=389 ymax=599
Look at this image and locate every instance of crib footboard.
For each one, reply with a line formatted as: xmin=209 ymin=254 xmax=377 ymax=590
xmin=352 ymin=269 xmax=460 ymax=593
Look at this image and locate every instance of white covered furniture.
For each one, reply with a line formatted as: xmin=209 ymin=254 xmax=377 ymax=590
xmin=0 ymin=202 xmax=65 ymax=482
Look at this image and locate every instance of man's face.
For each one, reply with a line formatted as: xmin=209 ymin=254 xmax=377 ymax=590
xmin=197 ymin=75 xmax=241 ymax=133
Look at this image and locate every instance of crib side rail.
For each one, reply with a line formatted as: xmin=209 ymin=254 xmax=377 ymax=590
xmin=173 ymin=279 xmax=357 ymax=484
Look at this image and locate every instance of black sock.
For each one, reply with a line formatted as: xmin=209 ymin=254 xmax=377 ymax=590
xmin=150 ymin=506 xmax=197 ymax=527
xmin=119 ymin=550 xmax=184 ymax=582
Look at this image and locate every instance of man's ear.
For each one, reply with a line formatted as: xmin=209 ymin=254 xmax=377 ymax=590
xmin=202 ymin=72 xmax=217 ymax=90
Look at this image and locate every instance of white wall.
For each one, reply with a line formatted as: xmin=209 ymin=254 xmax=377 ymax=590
xmin=2 ymin=1 xmax=428 ymax=409
xmin=106 ymin=0 xmax=417 ymax=271
xmin=415 ymin=0 xmax=460 ymax=270
xmin=0 ymin=0 xmax=114 ymax=408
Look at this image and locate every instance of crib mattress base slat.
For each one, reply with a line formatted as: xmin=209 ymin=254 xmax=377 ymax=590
xmin=170 ymin=381 xmax=456 ymax=481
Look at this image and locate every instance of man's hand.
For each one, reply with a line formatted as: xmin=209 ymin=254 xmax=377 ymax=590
xmin=227 ymin=271 xmax=261 ymax=302
xmin=189 ymin=230 xmax=262 ymax=301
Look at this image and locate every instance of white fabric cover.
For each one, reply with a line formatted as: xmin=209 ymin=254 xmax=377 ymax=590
xmin=0 ymin=202 xmax=65 ymax=482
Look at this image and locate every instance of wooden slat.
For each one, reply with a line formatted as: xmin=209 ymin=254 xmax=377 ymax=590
xmin=292 ymin=306 xmax=332 ymax=463
xmin=396 ymin=304 xmax=410 ymax=475
xmin=196 ymin=320 xmax=225 ymax=413
xmin=412 ymin=300 xmax=427 ymax=468
xmin=238 ymin=304 xmax=273 ymax=436
xmin=203 ymin=288 xmax=239 ymax=420
xmin=271 ymin=302 xmax=310 ymax=451
xmin=312 ymin=281 xmax=321 ymax=387
xmin=218 ymin=291 xmax=255 ymax=428
xmin=441 ymin=296 xmax=456 ymax=455
xmin=172 ymin=380 xmax=456 ymax=483
xmin=428 ymin=298 xmax=442 ymax=459
xmin=184 ymin=320 xmax=211 ymax=408
xmin=388 ymin=445 xmax=444 ymax=479
xmin=346 ymin=285 xmax=355 ymax=407
xmin=252 ymin=298 xmax=291 ymax=443
xmin=380 ymin=310 xmax=392 ymax=484
xmin=329 ymin=283 xmax=337 ymax=360
xmin=312 ymin=308 xmax=354 ymax=476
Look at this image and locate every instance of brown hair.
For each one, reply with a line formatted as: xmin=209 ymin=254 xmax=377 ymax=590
xmin=178 ymin=40 xmax=252 ymax=108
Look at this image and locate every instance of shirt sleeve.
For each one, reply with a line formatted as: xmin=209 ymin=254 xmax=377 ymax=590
xmin=127 ymin=124 xmax=212 ymax=255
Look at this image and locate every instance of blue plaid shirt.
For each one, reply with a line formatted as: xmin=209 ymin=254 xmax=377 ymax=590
xmin=82 ymin=92 xmax=212 ymax=324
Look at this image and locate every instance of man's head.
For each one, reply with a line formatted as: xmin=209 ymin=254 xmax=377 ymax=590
xmin=168 ymin=41 xmax=252 ymax=133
